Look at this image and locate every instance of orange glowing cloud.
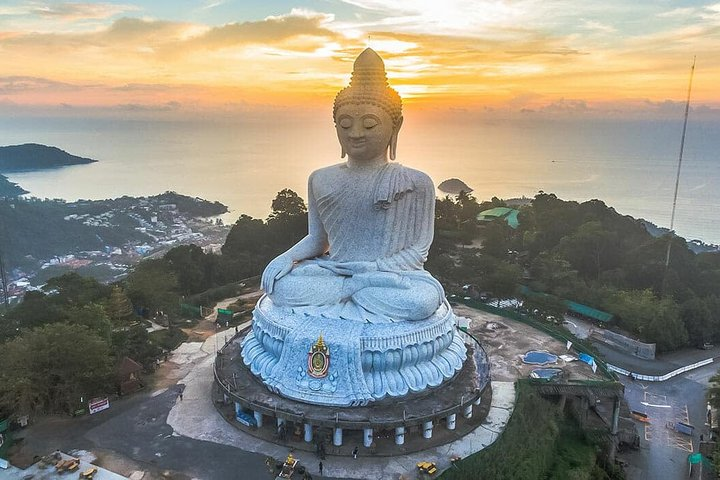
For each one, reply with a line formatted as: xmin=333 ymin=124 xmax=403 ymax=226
xmin=0 ymin=2 xmax=718 ymax=117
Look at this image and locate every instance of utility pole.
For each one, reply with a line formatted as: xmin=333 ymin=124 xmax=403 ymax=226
xmin=0 ymin=248 xmax=9 ymax=309
xmin=663 ymin=57 xmax=696 ymax=293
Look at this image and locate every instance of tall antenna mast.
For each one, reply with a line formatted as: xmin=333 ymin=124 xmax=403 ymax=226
xmin=664 ymin=56 xmax=696 ymax=274
xmin=0 ymin=249 xmax=8 ymax=309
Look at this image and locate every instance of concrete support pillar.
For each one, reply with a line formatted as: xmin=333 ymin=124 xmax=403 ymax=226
xmin=363 ymin=428 xmax=373 ymax=448
xmin=463 ymin=404 xmax=473 ymax=419
xmin=253 ymin=411 xmax=263 ymax=428
xmin=304 ymin=423 xmax=313 ymax=443
xmin=580 ymin=397 xmax=589 ymax=427
xmin=333 ymin=427 xmax=343 ymax=447
xmin=234 ymin=402 xmax=240 ymax=414
xmin=609 ymin=396 xmax=621 ymax=464
xmin=224 ymin=394 xmax=229 ymax=403
xmin=423 ymin=421 xmax=433 ymax=439
xmin=559 ymin=394 xmax=567 ymax=411
xmin=395 ymin=426 xmax=405 ymax=445
xmin=611 ymin=397 xmax=620 ymax=435
xmin=447 ymin=413 xmax=457 ymax=430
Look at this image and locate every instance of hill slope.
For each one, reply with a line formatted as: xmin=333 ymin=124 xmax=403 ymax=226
xmin=0 ymin=174 xmax=28 ymax=197
xmin=0 ymin=143 xmax=97 ymax=171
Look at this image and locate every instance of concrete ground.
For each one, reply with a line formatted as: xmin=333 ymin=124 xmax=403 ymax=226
xmin=453 ymin=304 xmax=607 ymax=383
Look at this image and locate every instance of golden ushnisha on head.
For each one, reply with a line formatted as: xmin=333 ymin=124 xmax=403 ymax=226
xmin=333 ymin=48 xmax=403 ymax=127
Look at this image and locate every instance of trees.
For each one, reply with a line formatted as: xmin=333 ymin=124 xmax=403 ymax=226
xmin=267 ymin=189 xmax=308 ymax=252
xmin=163 ymin=244 xmax=219 ymax=295
xmin=125 ymin=259 xmax=179 ymax=315
xmin=605 ymin=289 xmax=688 ymax=351
xmin=269 ymin=188 xmax=307 ymax=219
xmin=557 ymin=221 xmax=618 ymax=279
xmin=483 ymin=261 xmax=522 ymax=307
xmin=43 ymin=272 xmax=111 ymax=306
xmin=111 ymin=325 xmax=161 ymax=369
xmin=105 ymin=285 xmax=135 ymax=324
xmin=0 ymin=323 xmax=113 ymax=415
xmin=680 ymin=297 xmax=713 ymax=347
xmin=528 ymin=253 xmax=578 ymax=296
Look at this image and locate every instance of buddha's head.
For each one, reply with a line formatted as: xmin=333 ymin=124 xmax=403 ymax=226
xmin=333 ymin=48 xmax=403 ymax=162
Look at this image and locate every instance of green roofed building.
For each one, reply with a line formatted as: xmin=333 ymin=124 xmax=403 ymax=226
xmin=477 ymin=207 xmax=520 ymax=229
xmin=565 ymin=300 xmax=614 ymax=323
xmin=519 ymin=285 xmax=614 ymax=323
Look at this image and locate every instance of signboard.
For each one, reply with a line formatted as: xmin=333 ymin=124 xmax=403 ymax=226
xmin=88 ymin=397 xmax=110 ymax=415
xmin=458 ymin=317 xmax=470 ymax=332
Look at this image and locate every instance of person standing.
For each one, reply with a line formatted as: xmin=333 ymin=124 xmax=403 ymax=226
xmin=319 ymin=461 xmax=323 ymax=476
xmin=352 ymin=446 xmax=358 ymax=459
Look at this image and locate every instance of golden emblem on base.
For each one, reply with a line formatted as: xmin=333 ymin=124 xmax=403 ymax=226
xmin=308 ymin=334 xmax=330 ymax=378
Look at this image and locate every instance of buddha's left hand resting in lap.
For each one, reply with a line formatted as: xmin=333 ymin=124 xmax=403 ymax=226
xmin=260 ymin=49 xmax=443 ymax=323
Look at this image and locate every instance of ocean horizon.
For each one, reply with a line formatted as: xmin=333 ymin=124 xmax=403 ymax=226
xmin=2 ymin=113 xmax=719 ymax=245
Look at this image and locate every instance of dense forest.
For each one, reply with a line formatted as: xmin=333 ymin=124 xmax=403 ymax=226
xmin=3 ymin=187 xmax=719 ymax=416
xmin=0 ymin=189 xmax=305 ymax=416
xmin=428 ymin=191 xmax=720 ymax=352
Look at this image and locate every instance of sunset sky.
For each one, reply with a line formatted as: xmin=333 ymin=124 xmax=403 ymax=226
xmin=1 ymin=0 xmax=719 ymax=118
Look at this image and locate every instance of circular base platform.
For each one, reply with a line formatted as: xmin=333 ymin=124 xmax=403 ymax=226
xmin=241 ymin=296 xmax=468 ymax=406
xmin=215 ymin=330 xmax=491 ymax=455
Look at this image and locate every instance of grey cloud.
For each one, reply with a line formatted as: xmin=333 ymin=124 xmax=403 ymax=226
xmin=115 ymin=101 xmax=182 ymax=112
xmin=30 ymin=2 xmax=137 ymax=20
xmin=193 ymin=13 xmax=338 ymax=49
xmin=0 ymin=75 xmax=82 ymax=94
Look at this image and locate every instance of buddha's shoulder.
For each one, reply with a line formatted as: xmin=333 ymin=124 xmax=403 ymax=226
xmin=309 ymin=163 xmax=345 ymax=181
xmin=398 ymin=164 xmax=434 ymax=189
xmin=308 ymin=163 xmax=346 ymax=196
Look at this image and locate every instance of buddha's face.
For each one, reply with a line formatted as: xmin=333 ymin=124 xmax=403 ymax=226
xmin=335 ymin=104 xmax=396 ymax=163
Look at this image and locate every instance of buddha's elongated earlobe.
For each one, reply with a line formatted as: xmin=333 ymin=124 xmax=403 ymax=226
xmin=389 ymin=116 xmax=403 ymax=160
xmin=341 ymin=145 xmax=346 ymax=158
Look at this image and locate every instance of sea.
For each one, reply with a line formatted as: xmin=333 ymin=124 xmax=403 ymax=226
xmin=1 ymin=112 xmax=719 ymax=244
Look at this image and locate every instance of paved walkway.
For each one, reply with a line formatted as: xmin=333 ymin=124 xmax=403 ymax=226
xmin=593 ymin=338 xmax=720 ymax=378
xmin=166 ymin=324 xmax=516 ymax=480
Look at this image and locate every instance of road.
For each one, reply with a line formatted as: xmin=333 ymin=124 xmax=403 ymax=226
xmin=621 ymin=362 xmax=716 ymax=480
xmin=13 ymin=384 xmax=284 ymax=480
xmin=12 ymin=299 xmax=332 ymax=480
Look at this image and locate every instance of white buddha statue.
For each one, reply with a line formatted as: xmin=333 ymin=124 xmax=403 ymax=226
xmin=261 ymin=48 xmax=443 ymax=323
xmin=243 ymin=49 xmax=466 ymax=406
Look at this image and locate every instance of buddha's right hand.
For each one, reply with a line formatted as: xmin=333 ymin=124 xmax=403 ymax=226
xmin=261 ymin=254 xmax=294 ymax=294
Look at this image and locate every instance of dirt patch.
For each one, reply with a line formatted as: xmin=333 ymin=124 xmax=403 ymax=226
xmin=454 ymin=304 xmax=606 ymax=383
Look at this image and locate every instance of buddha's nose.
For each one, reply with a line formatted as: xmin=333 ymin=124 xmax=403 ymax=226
xmin=348 ymin=125 xmax=364 ymax=138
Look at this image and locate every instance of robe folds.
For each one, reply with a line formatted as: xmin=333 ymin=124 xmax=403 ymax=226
xmin=269 ymin=162 xmax=445 ymax=322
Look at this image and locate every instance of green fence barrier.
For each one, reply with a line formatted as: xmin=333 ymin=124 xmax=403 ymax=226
xmin=180 ymin=303 xmax=202 ymax=318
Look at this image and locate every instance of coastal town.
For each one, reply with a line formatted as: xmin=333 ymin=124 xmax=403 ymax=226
xmin=2 ymin=192 xmax=230 ymax=304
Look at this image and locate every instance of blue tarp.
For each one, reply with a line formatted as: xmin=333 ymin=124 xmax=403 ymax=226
xmin=578 ymin=353 xmax=595 ymax=366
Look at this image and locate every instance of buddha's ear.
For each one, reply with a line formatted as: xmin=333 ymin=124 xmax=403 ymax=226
xmin=389 ymin=116 xmax=404 ymax=160
xmin=341 ymin=145 xmax=346 ymax=158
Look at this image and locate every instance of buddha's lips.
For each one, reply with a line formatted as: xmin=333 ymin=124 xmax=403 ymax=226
xmin=350 ymin=141 xmax=366 ymax=147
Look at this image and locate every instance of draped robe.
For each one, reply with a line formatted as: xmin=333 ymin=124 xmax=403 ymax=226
xmin=269 ymin=162 xmax=444 ymax=322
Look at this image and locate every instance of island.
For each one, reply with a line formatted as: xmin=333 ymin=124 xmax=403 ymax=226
xmin=0 ymin=143 xmax=98 ymax=171
xmin=438 ymin=177 xmax=473 ymax=194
